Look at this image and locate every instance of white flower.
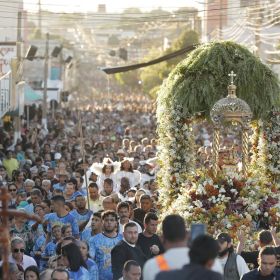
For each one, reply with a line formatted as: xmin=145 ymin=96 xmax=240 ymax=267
xmin=245 ymin=214 xmax=252 ymax=221
xmin=193 ymin=200 xmax=203 ymax=208
xmin=219 ymin=187 xmax=226 ymax=193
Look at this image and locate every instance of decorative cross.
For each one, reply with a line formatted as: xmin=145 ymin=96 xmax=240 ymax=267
xmin=0 ymin=187 xmax=41 ymax=280
xmin=228 ymin=71 xmax=236 ymax=85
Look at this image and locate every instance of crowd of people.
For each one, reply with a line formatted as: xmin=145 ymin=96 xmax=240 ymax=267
xmin=0 ymin=93 xmax=280 ymax=280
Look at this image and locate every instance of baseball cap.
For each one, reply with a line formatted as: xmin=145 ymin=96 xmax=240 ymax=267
xmin=216 ymin=233 xmax=231 ymax=243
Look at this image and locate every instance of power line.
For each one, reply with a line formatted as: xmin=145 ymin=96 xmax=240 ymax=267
xmin=0 ymin=1 xmax=264 ymax=20
xmin=0 ymin=10 xmax=268 ymax=24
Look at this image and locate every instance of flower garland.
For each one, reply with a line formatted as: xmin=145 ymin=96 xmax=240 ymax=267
xmin=161 ymin=171 xmax=280 ymax=237
xmin=157 ymin=102 xmax=195 ymax=208
xmin=264 ymin=110 xmax=280 ymax=179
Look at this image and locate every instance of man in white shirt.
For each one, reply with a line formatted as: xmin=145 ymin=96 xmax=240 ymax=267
xmin=8 ymin=237 xmax=37 ymax=270
xmin=216 ymin=232 xmax=249 ymax=280
xmin=143 ymin=215 xmax=223 ymax=280
xmin=88 ymin=182 xmax=103 ymax=212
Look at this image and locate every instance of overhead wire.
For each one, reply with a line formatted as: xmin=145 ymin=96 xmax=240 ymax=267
xmin=2 ymin=11 xmax=266 ymax=27
xmin=0 ymin=1 xmax=266 ymax=21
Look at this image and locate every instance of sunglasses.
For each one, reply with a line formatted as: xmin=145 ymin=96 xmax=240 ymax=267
xmin=9 ymin=189 xmax=17 ymax=192
xmin=13 ymin=248 xmax=24 ymax=253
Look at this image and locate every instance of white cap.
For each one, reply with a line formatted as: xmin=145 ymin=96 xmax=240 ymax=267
xmin=54 ymin=153 xmax=62 ymax=160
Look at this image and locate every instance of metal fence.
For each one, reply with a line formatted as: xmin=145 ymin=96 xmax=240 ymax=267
xmin=0 ymin=71 xmax=11 ymax=118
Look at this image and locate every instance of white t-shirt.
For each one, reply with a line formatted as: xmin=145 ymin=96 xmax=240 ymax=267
xmin=119 ymin=220 xmax=142 ymax=234
xmin=143 ymin=247 xmax=223 ymax=280
xmin=7 ymin=254 xmax=37 ymax=270
xmin=218 ymin=254 xmax=249 ymax=278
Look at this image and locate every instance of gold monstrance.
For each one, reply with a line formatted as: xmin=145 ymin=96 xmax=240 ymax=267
xmin=210 ymin=71 xmax=253 ymax=177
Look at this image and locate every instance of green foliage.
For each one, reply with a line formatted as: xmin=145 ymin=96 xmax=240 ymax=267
xmin=165 ymin=30 xmax=199 ymax=66
xmin=114 ymin=70 xmax=141 ymax=90
xmin=107 ymin=35 xmax=120 ymax=46
xmin=140 ymin=60 xmax=169 ymax=94
xmin=149 ymin=8 xmax=171 ymax=17
xmin=119 ymin=7 xmax=142 ymax=30
xmin=122 ymin=7 xmax=142 ymax=14
xmin=158 ymin=41 xmax=280 ymax=119
xmin=29 ymin=28 xmax=42 ymax=39
xmin=140 ymin=29 xmax=200 ymax=97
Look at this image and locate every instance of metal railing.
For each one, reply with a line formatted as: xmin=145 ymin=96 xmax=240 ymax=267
xmin=0 ymin=71 xmax=11 ymax=118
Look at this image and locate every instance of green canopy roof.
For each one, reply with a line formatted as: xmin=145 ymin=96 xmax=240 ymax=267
xmin=24 ymin=84 xmax=42 ymax=104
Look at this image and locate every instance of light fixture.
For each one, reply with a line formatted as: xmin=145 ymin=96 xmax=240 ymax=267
xmin=65 ymin=56 xmax=72 ymax=63
xmin=25 ymin=45 xmax=38 ymax=61
xmin=51 ymin=46 xmax=63 ymax=58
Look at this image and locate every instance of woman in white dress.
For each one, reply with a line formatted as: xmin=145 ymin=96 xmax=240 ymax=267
xmin=90 ymin=158 xmax=120 ymax=192
xmin=116 ymin=158 xmax=141 ymax=190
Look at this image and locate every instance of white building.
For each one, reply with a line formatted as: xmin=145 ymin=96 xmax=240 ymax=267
xmin=0 ymin=0 xmax=23 ymax=42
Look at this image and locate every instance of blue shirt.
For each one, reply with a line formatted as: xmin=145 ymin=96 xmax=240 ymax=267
xmin=81 ymin=228 xmax=93 ymax=244
xmin=46 ymin=212 xmax=79 ymax=237
xmin=68 ymin=266 xmax=90 ymax=280
xmin=53 ymin=182 xmax=66 ymax=191
xmin=30 ymin=222 xmax=45 ymax=239
xmin=86 ymin=258 xmax=99 ymax=280
xmin=31 ymin=235 xmax=46 ymax=271
xmin=32 ymin=235 xmax=46 ymax=254
xmin=24 ymin=203 xmax=34 ymax=214
xmin=16 ymin=152 xmax=25 ymax=162
xmin=70 ymin=209 xmax=93 ymax=229
xmin=89 ymin=233 xmax=122 ymax=280
xmin=42 ymin=240 xmax=57 ymax=258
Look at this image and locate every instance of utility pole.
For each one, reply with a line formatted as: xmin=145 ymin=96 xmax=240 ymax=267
xmin=219 ymin=0 xmax=223 ymax=40
xmin=42 ymin=33 xmax=49 ymax=129
xmin=14 ymin=11 xmax=22 ymax=143
xmin=254 ymin=0 xmax=261 ymax=57
xmin=38 ymin=0 xmax=42 ymax=37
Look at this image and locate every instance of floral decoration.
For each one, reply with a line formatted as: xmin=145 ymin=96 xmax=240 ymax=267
xmin=156 ymin=42 xmax=280 ymax=240
xmin=157 ymin=101 xmax=195 ymax=208
xmin=160 ymin=171 xmax=280 ymax=238
xmin=264 ymin=110 xmax=280 ymax=177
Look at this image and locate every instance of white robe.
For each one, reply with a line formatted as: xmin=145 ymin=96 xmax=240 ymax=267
xmin=116 ymin=170 xmax=141 ymax=190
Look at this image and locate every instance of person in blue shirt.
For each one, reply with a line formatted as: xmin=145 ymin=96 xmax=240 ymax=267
xmin=31 ymin=234 xmax=46 ymax=271
xmin=24 ymin=188 xmax=43 ymax=214
xmin=42 ymin=224 xmax=62 ymax=259
xmin=61 ymin=224 xmax=73 ymax=238
xmin=70 ymin=195 xmax=93 ymax=233
xmin=30 ymin=204 xmax=46 ymax=239
xmin=89 ymin=210 xmax=122 ymax=280
xmin=69 ymin=177 xmax=87 ymax=197
xmin=41 ymin=224 xmax=62 ymax=270
xmin=81 ymin=212 xmax=102 ymax=244
xmin=62 ymin=242 xmax=90 ymax=280
xmin=241 ymin=246 xmax=280 ymax=280
xmin=53 ymin=171 xmax=68 ymax=191
xmin=79 ymin=240 xmax=99 ymax=280
xmin=45 ymin=195 xmax=79 ymax=243
xmin=63 ymin=181 xmax=76 ymax=203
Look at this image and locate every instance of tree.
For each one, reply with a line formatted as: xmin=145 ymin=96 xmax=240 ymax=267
xmin=165 ymin=30 xmax=199 ymax=66
xmin=119 ymin=7 xmax=142 ymax=31
xmin=149 ymin=8 xmax=171 ymax=17
xmin=107 ymin=35 xmax=120 ymax=46
xmin=114 ymin=70 xmax=141 ymax=91
xmin=140 ymin=29 xmax=200 ymax=97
